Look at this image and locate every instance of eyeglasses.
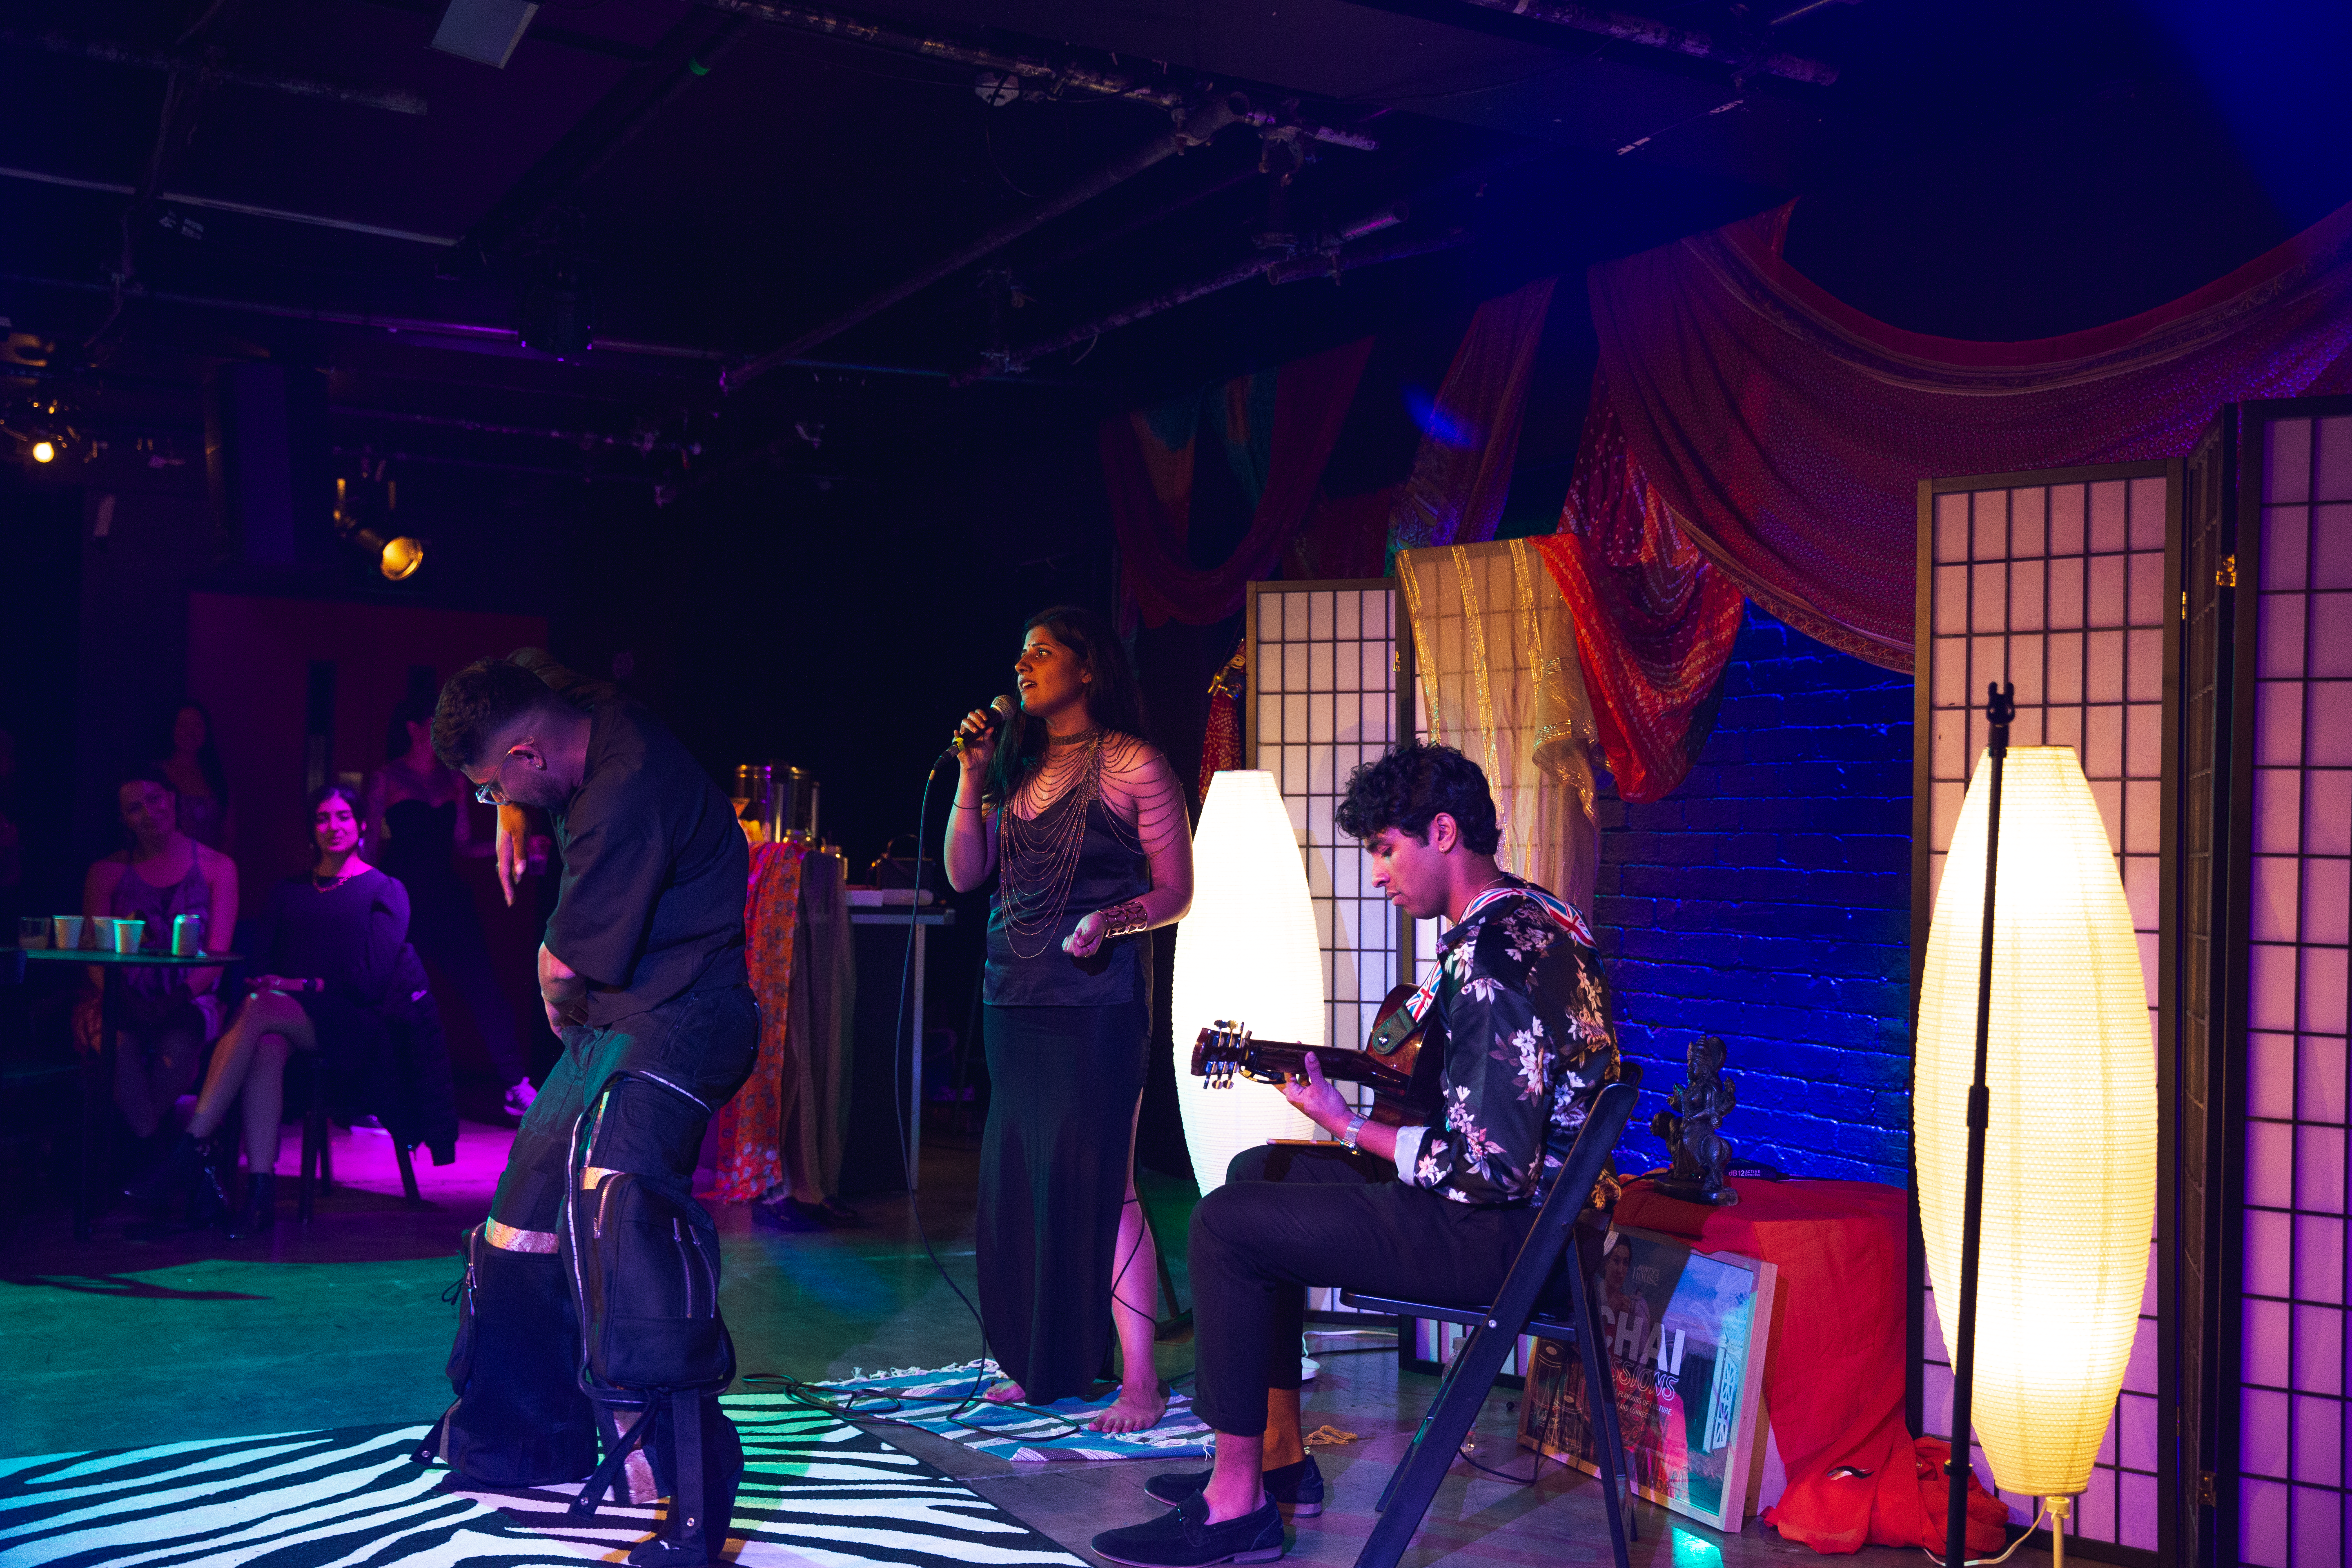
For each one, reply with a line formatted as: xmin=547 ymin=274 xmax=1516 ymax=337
xmin=470 ymin=746 xmax=528 ymax=806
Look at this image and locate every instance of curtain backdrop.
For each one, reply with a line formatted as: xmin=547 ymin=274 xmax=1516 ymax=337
xmin=1390 ymin=276 xmax=1556 ymax=555
xmin=1396 ymin=538 xmax=1604 ymax=914
xmin=1586 ymin=195 xmax=2352 ymax=675
xmin=1105 ymin=338 xmax=1372 ymax=630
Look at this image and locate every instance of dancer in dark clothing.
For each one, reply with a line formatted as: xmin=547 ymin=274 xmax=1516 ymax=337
xmin=366 ymin=694 xmax=538 ymax=1117
xmin=421 ymin=651 xmax=753 ymax=1568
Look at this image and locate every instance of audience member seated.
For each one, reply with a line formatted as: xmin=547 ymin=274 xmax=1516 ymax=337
xmin=80 ymin=767 xmax=238 ymax=1166
xmin=134 ymin=784 xmax=425 ymax=1237
xmin=156 ymin=701 xmax=236 ymax=854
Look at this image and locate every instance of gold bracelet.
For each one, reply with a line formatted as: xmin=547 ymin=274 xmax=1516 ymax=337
xmin=1102 ymin=899 xmax=1150 ymax=938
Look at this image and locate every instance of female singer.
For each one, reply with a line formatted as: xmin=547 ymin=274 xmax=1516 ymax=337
xmin=945 ymin=606 xmax=1193 ymax=1433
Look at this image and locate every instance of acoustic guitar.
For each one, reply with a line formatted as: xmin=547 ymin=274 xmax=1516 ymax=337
xmin=1189 ymin=982 xmax=1441 ymax=1125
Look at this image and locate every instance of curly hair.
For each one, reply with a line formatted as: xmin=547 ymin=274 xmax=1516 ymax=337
xmin=1333 ymin=741 xmax=1501 ymax=854
xmin=431 ymin=657 xmax=561 ymax=771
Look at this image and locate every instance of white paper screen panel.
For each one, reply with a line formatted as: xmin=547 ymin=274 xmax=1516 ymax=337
xmin=1248 ymin=584 xmax=1403 ymax=1083
xmin=2236 ymin=414 xmax=2352 ymax=1568
xmin=1918 ymin=475 xmax=2169 ymax=1549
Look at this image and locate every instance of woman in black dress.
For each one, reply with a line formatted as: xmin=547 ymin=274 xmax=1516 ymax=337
xmin=136 ymin=785 xmax=413 ymax=1237
xmin=945 ymin=606 xmax=1194 ymax=1432
xmin=365 ymin=695 xmax=536 ymax=1117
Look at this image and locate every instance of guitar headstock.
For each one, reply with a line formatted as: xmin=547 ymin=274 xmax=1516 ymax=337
xmin=1197 ymin=1020 xmax=1254 ymax=1089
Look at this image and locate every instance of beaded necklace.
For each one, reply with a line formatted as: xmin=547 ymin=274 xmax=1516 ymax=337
xmin=997 ymin=730 xmax=1140 ymax=959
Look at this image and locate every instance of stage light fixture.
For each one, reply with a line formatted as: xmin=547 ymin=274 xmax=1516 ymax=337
xmin=1915 ymin=740 xmax=2155 ymax=1554
xmin=377 ymin=535 xmax=425 ymax=581
xmin=31 ymin=439 xmax=55 ymax=463
xmin=334 ymin=474 xmax=425 ymax=581
xmin=1171 ymin=770 xmax=1318 ymax=1193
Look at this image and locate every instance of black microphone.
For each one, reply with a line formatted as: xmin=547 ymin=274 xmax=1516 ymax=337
xmin=947 ymin=694 xmax=1017 ymax=757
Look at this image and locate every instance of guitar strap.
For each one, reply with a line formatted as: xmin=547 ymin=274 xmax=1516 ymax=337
xmin=1387 ymin=881 xmax=1596 ymax=1038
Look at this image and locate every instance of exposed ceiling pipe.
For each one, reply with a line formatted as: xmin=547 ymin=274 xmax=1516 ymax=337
xmin=955 ymin=210 xmax=1469 ymax=385
xmin=1443 ymin=0 xmax=1838 ymax=86
xmin=699 ymin=0 xmax=1377 ymax=150
xmin=0 ymin=164 xmax=461 ymax=245
xmin=0 ymin=29 xmax=431 ymax=114
xmin=724 ymin=91 xmax=1250 ymax=391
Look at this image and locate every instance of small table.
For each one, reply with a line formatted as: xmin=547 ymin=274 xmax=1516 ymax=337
xmin=22 ymin=947 xmax=241 ymax=1240
xmin=847 ymin=907 xmax=953 ymax=1189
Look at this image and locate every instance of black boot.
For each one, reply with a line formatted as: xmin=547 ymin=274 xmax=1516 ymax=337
xmin=126 ymin=1131 xmax=210 ymax=1207
xmin=223 ymin=1171 xmax=275 ymax=1238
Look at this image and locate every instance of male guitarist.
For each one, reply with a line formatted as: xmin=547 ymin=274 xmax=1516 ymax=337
xmin=1093 ymin=741 xmax=1621 ymax=1568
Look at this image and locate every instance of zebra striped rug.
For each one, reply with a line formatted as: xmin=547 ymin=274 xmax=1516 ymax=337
xmin=0 ymin=1390 xmax=1089 ymax=1568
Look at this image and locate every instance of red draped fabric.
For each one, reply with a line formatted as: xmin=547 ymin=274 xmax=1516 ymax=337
xmin=1104 ymin=337 xmax=1373 ymax=629
xmin=1531 ymin=382 xmax=1747 ymax=802
xmin=1391 ymin=276 xmax=1555 ymax=552
xmin=1615 ymin=1179 xmax=2008 ymax=1555
xmin=1585 ymin=195 xmax=2352 ymax=673
xmin=711 ymin=838 xmax=804 ymax=1202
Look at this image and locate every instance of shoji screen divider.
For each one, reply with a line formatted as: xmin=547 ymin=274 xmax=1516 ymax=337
xmin=1245 ymin=579 xmax=1414 ymax=1318
xmin=1911 ymin=462 xmax=2182 ymax=1566
xmin=2198 ymin=397 xmax=2352 ymax=1568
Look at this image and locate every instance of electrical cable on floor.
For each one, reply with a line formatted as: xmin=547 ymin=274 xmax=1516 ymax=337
xmin=1923 ymin=1505 xmax=2049 ymax=1568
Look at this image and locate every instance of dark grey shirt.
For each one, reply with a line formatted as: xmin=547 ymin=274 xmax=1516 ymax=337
xmin=540 ymin=697 xmax=748 ymax=1027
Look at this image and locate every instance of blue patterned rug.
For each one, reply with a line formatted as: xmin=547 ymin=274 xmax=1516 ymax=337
xmin=819 ymin=1361 xmax=1214 ymax=1463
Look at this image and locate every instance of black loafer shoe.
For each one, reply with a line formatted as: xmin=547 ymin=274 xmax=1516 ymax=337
xmin=1146 ymin=1454 xmax=1323 ymax=1517
xmin=1092 ymin=1493 xmax=1285 ymax=1568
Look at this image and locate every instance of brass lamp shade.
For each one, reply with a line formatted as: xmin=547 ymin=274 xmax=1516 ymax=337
xmin=1172 ymin=770 xmax=1316 ymax=1192
xmin=1915 ymin=746 xmax=2156 ymax=1499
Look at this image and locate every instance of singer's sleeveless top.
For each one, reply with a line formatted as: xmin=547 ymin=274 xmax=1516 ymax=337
xmin=983 ymin=791 xmax=1151 ymax=1008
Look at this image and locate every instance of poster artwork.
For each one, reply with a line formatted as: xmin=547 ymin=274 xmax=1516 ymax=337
xmin=1519 ymin=1226 xmax=1777 ymax=1532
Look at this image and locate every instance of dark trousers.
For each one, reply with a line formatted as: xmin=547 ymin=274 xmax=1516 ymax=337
xmin=441 ymin=984 xmax=757 ymax=1494
xmin=1188 ymin=1143 xmax=1539 ymax=1438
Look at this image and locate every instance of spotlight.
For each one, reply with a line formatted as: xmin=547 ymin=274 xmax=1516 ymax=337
xmin=378 ymin=535 xmax=425 ymax=581
xmin=334 ymin=474 xmax=425 ymax=581
xmin=30 ymin=439 xmax=55 ymax=463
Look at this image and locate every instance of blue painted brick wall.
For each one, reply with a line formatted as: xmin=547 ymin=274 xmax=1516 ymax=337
xmin=1592 ymin=605 xmax=1915 ymax=1187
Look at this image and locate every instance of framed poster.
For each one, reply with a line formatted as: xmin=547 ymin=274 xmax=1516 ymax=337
xmin=1518 ymin=1225 xmax=1777 ymax=1531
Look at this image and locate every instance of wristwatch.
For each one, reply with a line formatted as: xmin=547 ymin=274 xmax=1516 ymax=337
xmin=1340 ymin=1114 xmax=1367 ymax=1152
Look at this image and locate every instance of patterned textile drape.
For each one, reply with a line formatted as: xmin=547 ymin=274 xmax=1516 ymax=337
xmin=1586 ymin=196 xmax=2352 ymax=672
xmin=1198 ymin=645 xmax=1246 ymax=801
xmin=1389 ymin=276 xmax=1555 ymax=555
xmin=781 ymin=849 xmax=854 ymax=1203
xmin=1396 ymin=538 xmax=1603 ymax=914
xmin=1103 ymin=337 xmax=1373 ymax=629
xmin=712 ymin=838 xmax=805 ymax=1202
xmin=1529 ymin=378 xmax=1747 ymax=803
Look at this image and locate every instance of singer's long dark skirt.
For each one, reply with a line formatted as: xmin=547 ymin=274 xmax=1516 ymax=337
xmin=977 ymin=1000 xmax=1149 ymax=1404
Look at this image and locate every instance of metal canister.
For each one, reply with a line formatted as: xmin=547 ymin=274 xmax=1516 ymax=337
xmin=171 ymin=911 xmax=206 ymax=957
xmin=766 ymin=765 xmax=818 ymax=843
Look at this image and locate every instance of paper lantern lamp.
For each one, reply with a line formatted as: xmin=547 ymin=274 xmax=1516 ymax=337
xmin=1915 ymin=745 xmax=2156 ymax=1515
xmin=1172 ymin=770 xmax=1317 ymax=1193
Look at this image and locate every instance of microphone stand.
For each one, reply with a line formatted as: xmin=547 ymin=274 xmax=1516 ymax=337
xmin=1946 ymin=681 xmax=2013 ymax=1566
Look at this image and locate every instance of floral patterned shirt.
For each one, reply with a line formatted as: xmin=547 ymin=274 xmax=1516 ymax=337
xmin=1397 ymin=878 xmax=1619 ymax=1207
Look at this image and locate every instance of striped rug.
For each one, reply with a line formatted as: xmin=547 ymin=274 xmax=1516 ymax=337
xmin=0 ymin=1390 xmax=1088 ymax=1568
xmin=820 ymin=1362 xmax=1213 ymax=1463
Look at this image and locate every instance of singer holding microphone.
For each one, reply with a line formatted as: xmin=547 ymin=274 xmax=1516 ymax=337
xmin=945 ymin=606 xmax=1194 ymax=1433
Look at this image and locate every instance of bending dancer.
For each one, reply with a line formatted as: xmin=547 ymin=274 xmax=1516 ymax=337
xmin=1091 ymin=743 xmax=1620 ymax=1568
xmin=366 ymin=693 xmax=539 ymax=1117
xmin=946 ymin=606 xmax=1193 ymax=1434
xmin=422 ymin=653 xmax=754 ymax=1564
xmin=134 ymin=785 xmax=410 ymax=1237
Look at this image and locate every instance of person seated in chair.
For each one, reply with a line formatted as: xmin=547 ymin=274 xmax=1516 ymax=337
xmin=134 ymin=784 xmax=413 ymax=1237
xmin=1091 ymin=742 xmax=1621 ymax=1568
xmin=80 ymin=767 xmax=238 ymax=1164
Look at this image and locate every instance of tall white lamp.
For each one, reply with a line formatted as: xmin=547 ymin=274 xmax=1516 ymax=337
xmin=1915 ymin=689 xmax=2156 ymax=1567
xmin=1172 ymin=770 xmax=1319 ymax=1193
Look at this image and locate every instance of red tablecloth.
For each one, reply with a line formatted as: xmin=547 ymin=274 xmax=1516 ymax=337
xmin=1614 ymin=1177 xmax=2005 ymax=1554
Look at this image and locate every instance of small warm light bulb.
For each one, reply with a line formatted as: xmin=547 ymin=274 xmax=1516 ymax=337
xmin=31 ymin=440 xmax=56 ymax=463
xmin=379 ymin=536 xmax=425 ymax=581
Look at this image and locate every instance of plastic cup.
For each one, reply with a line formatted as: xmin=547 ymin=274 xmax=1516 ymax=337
xmin=89 ymin=917 xmax=116 ymax=951
xmin=52 ymin=915 xmax=83 ymax=950
xmin=111 ymin=918 xmax=145 ymax=955
xmin=16 ymin=915 xmax=48 ymax=949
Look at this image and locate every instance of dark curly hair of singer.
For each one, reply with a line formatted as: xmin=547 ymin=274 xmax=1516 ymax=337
xmin=1334 ymin=741 xmax=1502 ymax=855
xmin=986 ymin=604 xmax=1151 ymax=802
xmin=431 ymin=657 xmax=565 ymax=772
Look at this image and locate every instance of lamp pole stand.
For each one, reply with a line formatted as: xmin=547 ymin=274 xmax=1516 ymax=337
xmin=1947 ymin=682 xmax=2014 ymax=1567
xmin=2045 ymin=1495 xmax=2073 ymax=1568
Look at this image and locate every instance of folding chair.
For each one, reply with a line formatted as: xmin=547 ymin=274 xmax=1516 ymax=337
xmin=1340 ymin=1077 xmax=1642 ymax=1568
xmin=295 ymin=1054 xmax=420 ymax=1222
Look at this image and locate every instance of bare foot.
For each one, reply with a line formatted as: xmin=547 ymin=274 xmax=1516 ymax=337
xmin=983 ymin=1380 xmax=1027 ymax=1404
xmin=1087 ymin=1382 xmax=1168 ymax=1434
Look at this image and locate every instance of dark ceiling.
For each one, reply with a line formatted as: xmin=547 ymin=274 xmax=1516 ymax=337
xmin=4 ymin=0 xmax=2350 ymax=496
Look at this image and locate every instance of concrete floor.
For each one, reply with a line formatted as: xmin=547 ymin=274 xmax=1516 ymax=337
xmin=2 ymin=1116 xmax=2035 ymax=1568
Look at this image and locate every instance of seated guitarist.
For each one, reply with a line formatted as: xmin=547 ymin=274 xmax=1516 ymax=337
xmin=1092 ymin=741 xmax=1621 ymax=1568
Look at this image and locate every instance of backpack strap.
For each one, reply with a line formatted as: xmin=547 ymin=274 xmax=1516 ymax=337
xmin=569 ymin=1404 xmax=656 ymax=1519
